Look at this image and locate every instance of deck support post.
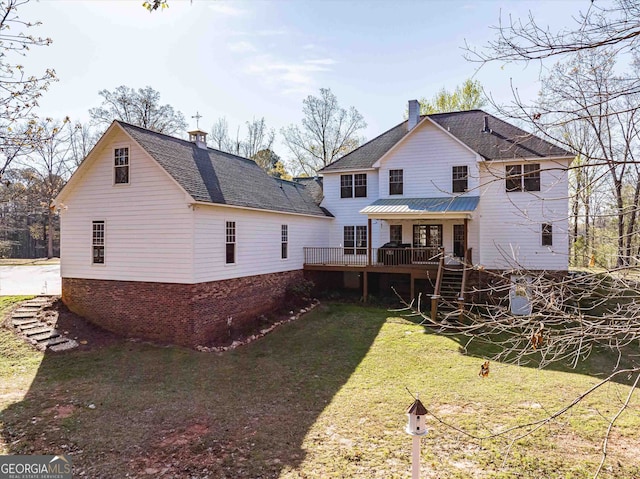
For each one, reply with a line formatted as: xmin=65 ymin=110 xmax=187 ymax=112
xmin=410 ymin=276 xmax=415 ymax=301
xmin=430 ymin=296 xmax=439 ymax=321
xmin=363 ymin=270 xmax=368 ymax=302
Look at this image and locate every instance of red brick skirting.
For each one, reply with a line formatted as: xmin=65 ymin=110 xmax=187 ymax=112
xmin=62 ymin=270 xmax=303 ymax=347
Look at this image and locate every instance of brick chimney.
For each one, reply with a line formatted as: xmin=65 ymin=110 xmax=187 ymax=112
xmin=188 ymin=129 xmax=208 ymax=149
xmin=408 ymin=99 xmax=420 ymax=131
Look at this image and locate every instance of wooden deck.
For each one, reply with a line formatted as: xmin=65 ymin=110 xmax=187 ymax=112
xmin=303 ymin=247 xmax=441 ymax=280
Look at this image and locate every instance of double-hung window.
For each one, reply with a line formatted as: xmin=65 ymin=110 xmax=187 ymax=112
xmin=452 ymin=166 xmax=468 ymax=193
xmin=506 ymin=163 xmax=541 ymax=192
xmin=114 ymin=147 xmax=129 ymax=184
xmin=389 ymin=169 xmax=403 ymax=195
xmin=340 ymin=174 xmax=367 ymax=198
xmin=281 ymin=224 xmax=288 ymax=259
xmin=226 ymin=221 xmax=236 ymax=264
xmin=354 ymin=174 xmax=367 ymax=197
xmin=92 ymin=221 xmax=105 ymax=264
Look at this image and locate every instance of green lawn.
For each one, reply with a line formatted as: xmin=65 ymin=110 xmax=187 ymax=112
xmin=0 ymin=299 xmax=638 ymax=478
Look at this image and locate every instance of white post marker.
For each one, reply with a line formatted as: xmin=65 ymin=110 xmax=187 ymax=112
xmin=405 ymin=395 xmax=428 ymax=479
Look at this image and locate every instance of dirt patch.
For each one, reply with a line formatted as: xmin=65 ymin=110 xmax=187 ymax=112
xmin=159 ymin=424 xmax=210 ymax=448
xmin=42 ymin=404 xmax=76 ymax=419
xmin=40 ymin=299 xmax=123 ymax=351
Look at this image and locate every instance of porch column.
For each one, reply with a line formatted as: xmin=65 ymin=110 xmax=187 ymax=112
xmin=464 ymin=218 xmax=469 ymax=261
xmin=367 ymin=217 xmax=372 ymax=266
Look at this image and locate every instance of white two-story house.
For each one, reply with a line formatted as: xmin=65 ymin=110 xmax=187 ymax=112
xmin=304 ymin=101 xmax=573 ymax=303
xmin=55 ymin=102 xmax=572 ymax=346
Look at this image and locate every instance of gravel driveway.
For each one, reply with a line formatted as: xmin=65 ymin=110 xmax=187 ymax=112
xmin=0 ymin=265 xmax=61 ymax=295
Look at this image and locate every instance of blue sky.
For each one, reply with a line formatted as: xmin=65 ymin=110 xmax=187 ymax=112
xmin=21 ymin=0 xmax=590 ymax=151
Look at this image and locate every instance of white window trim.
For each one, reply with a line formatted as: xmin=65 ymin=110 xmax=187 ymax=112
xmin=91 ymin=220 xmax=106 ymax=266
xmin=113 ymin=143 xmax=131 ymax=187
xmin=281 ymin=224 xmax=289 ymax=261
xmin=225 ymin=220 xmax=237 ymax=266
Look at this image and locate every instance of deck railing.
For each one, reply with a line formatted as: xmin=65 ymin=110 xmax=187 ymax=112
xmin=303 ymin=247 xmax=442 ymax=267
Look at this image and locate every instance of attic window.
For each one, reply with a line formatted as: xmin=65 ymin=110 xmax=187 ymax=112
xmin=114 ymin=147 xmax=129 ymax=184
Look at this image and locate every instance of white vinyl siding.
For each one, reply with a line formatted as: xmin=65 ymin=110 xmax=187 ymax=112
xmin=194 ymin=206 xmax=329 ymax=282
xmin=58 ymin=129 xmax=194 ymax=283
xmin=321 ymin=171 xmax=379 ymax=248
xmin=477 ymin=159 xmax=570 ymax=270
xmin=378 ymin=121 xmax=479 ymax=198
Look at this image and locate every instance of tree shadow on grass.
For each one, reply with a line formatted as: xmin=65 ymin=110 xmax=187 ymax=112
xmin=412 ymin=313 xmax=640 ymax=388
xmin=1 ymin=303 xmax=386 ymax=478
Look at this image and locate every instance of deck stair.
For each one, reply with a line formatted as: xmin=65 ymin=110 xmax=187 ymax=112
xmin=438 ymin=266 xmax=465 ymax=311
xmin=7 ymin=297 xmax=78 ymax=352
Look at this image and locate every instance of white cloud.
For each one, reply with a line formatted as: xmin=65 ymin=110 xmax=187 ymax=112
xmin=245 ymin=55 xmax=336 ymax=94
xmin=228 ymin=41 xmax=257 ymax=53
xmin=304 ymin=58 xmax=336 ymax=66
xmin=208 ymin=2 xmax=247 ymax=16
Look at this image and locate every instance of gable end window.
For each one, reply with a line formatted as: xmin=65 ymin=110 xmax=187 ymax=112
xmin=542 ymin=223 xmax=553 ymax=246
xmin=281 ymin=224 xmax=288 ymax=259
xmin=506 ymin=163 xmax=541 ymax=192
xmin=340 ymin=175 xmax=353 ymax=198
xmin=389 ymin=169 xmax=403 ymax=195
xmin=452 ymin=166 xmax=468 ymax=193
xmin=354 ymin=173 xmax=367 ymax=197
xmin=226 ymin=221 xmax=236 ymax=264
xmin=92 ymin=221 xmax=105 ymax=264
xmin=114 ymin=147 xmax=129 ymax=184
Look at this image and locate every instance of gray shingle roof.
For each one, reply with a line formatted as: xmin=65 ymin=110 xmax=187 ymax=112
xmin=118 ymin=121 xmax=329 ymax=217
xmin=320 ymin=110 xmax=573 ymax=172
xmin=292 ymin=177 xmax=324 ymax=204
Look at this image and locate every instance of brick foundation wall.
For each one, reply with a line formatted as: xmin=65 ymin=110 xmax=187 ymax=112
xmin=62 ymin=270 xmax=303 ymax=347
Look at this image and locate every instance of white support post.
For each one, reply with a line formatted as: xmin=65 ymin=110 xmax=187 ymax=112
xmin=412 ymin=435 xmax=420 ymax=479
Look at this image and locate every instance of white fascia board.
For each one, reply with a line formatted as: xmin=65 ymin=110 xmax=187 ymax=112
xmin=319 ymin=167 xmax=377 ymax=175
xmin=477 ymin=155 xmax=575 ymax=164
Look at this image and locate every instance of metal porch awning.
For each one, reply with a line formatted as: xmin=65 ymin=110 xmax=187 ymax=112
xmin=359 ymin=196 xmax=480 ymax=219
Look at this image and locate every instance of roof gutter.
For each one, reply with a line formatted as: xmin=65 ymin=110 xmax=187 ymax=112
xmin=190 ymin=200 xmax=334 ymax=219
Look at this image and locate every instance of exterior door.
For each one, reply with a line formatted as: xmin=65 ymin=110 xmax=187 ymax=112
xmin=413 ymin=225 xmax=442 ymax=262
xmin=453 ymin=224 xmax=465 ymax=258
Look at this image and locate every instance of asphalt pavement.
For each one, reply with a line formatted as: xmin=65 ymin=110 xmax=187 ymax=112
xmin=0 ymin=265 xmax=62 ymax=295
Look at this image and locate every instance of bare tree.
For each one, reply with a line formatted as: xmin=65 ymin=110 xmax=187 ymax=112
xmin=281 ymin=88 xmax=366 ymax=175
xmin=20 ymin=119 xmax=73 ymax=258
xmin=465 ymin=0 xmax=640 ymax=64
xmin=209 ymin=117 xmax=232 ymax=152
xmin=67 ymin=121 xmax=98 ymax=168
xmin=0 ymin=0 xmax=57 ymax=180
xmin=242 ymin=117 xmax=274 ymax=159
xmin=89 ymin=86 xmax=187 ymax=136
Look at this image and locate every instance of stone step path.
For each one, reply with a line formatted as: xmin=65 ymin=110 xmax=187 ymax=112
xmin=9 ymin=297 xmax=78 ymax=352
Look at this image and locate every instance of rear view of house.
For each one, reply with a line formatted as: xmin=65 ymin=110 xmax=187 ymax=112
xmin=56 ymin=101 xmax=573 ymax=346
